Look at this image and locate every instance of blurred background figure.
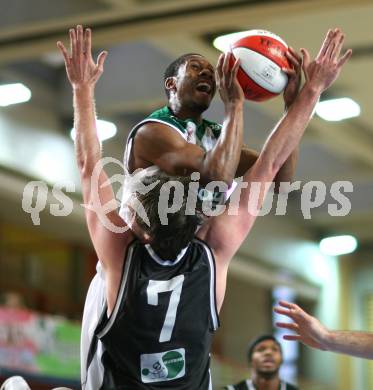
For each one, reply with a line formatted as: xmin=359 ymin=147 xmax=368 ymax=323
xmin=224 ymin=335 xmax=298 ymax=390
xmin=1 ymin=292 xmax=26 ymax=309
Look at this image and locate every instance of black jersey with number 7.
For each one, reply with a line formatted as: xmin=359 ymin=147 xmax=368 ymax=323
xmin=93 ymin=238 xmax=219 ymax=389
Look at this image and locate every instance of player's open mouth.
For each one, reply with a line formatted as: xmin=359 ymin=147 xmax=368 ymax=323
xmin=196 ymin=81 xmax=212 ymax=95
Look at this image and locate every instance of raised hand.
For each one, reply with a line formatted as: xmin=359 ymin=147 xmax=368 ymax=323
xmin=274 ymin=300 xmax=329 ymax=350
xmin=57 ymin=25 xmax=108 ymax=90
xmin=282 ymin=47 xmax=302 ymax=109
xmin=301 ymin=28 xmax=352 ymax=94
xmin=216 ymin=52 xmax=244 ymax=106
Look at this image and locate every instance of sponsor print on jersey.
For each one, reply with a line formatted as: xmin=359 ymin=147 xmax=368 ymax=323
xmin=140 ymin=348 xmax=186 ymax=383
xmin=186 ymin=121 xmax=197 ymax=144
xmin=199 ymin=126 xmax=215 ymax=152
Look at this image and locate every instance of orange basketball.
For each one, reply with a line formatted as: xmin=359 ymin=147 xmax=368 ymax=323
xmin=229 ymin=30 xmax=291 ymax=101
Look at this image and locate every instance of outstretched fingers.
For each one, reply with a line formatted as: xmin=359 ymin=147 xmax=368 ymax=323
xmin=276 ymin=321 xmax=299 ymax=332
xmin=229 ymin=57 xmax=240 ymax=86
xmin=278 ymin=300 xmax=297 ymax=309
xmin=331 ymin=31 xmax=345 ymax=60
xmin=317 ymin=29 xmax=334 ymax=60
xmin=283 ymin=334 xmax=301 ymax=341
xmin=338 ymin=48 xmax=353 ymax=68
xmin=91 ymin=51 xmax=108 ymax=83
xmin=222 ymin=52 xmax=231 ymax=84
xmin=274 ymin=306 xmax=292 ymax=316
xmin=70 ymin=28 xmax=77 ymax=60
xmin=84 ymin=28 xmax=93 ymax=61
xmin=57 ymin=41 xmax=70 ymax=66
xmin=215 ymin=53 xmax=224 ymax=83
xmin=286 ymin=47 xmax=302 ymax=69
xmin=97 ymin=51 xmax=108 ymax=70
xmin=76 ymin=25 xmax=84 ymax=57
xmin=300 ymin=48 xmax=311 ymax=80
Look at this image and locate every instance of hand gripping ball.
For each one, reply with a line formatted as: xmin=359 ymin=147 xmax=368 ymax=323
xmin=229 ymin=30 xmax=291 ymax=101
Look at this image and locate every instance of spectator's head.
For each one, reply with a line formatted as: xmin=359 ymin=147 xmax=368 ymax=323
xmin=247 ymin=334 xmax=283 ymax=378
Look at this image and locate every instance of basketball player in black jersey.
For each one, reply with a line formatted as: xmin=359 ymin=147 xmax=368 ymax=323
xmin=224 ymin=335 xmax=297 ymax=390
xmin=58 ymin=26 xmax=302 ymax=389
xmin=58 ymin=27 xmax=351 ymax=389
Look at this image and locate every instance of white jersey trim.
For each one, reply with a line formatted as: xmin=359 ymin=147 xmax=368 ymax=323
xmin=83 ymin=340 xmax=105 ymax=390
xmin=126 ymin=118 xmax=186 ymax=144
xmin=124 ymin=118 xmax=187 ymax=169
xmin=81 ymin=264 xmax=107 ymax=390
xmin=195 ymin=239 xmax=219 ymax=331
xmin=145 ymin=244 xmax=190 ymax=266
xmin=97 ymin=243 xmax=135 ymax=338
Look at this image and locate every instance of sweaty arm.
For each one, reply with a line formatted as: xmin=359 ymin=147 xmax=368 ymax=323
xmin=58 ymin=26 xmax=132 ymax=314
xmin=199 ymin=82 xmax=321 ymax=312
xmin=134 ymin=104 xmax=243 ymax=185
xmin=199 ymin=28 xmax=352 ymax=311
xmin=234 ymin=47 xmax=303 ymax=189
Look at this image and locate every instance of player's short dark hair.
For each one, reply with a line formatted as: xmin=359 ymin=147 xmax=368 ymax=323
xmin=163 ymin=53 xmax=202 ymax=99
xmin=135 ymin=171 xmax=204 ymax=260
xmin=247 ymin=334 xmax=282 ymax=363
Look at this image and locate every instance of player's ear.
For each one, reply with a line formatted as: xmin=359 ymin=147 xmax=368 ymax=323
xmin=165 ymin=76 xmax=177 ymax=94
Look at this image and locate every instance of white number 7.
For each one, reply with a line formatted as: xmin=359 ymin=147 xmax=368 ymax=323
xmin=147 ymin=275 xmax=184 ymax=343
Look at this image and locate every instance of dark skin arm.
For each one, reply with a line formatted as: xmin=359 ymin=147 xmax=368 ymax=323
xmin=134 ymin=125 xmax=295 ymax=192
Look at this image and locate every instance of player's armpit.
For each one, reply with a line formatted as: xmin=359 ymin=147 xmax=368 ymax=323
xmin=235 ymin=146 xmax=259 ymax=177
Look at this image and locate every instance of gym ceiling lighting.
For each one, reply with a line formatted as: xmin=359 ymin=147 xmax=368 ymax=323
xmin=319 ymin=235 xmax=358 ymax=256
xmin=316 ymin=98 xmax=360 ymax=121
xmin=70 ymin=119 xmax=117 ymax=142
xmin=0 ymin=83 xmax=31 ymax=106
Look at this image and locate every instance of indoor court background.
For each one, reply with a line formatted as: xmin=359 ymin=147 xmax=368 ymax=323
xmin=0 ymin=0 xmax=373 ymax=388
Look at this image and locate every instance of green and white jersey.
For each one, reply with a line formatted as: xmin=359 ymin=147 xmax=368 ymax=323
xmin=124 ymin=106 xmax=222 ymax=168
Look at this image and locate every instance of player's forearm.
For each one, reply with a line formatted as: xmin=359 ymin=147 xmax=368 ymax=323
xmin=323 ymin=330 xmax=373 ymax=359
xmin=273 ymin=148 xmax=299 ymax=193
xmin=253 ymin=83 xmax=320 ymax=180
xmin=73 ymin=86 xmax=102 ymax=175
xmin=202 ymin=103 xmax=244 ymax=185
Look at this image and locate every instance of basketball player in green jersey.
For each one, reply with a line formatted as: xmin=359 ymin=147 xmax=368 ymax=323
xmin=126 ymin=50 xmax=302 ymax=186
xmin=58 ymin=27 xmax=351 ymax=389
